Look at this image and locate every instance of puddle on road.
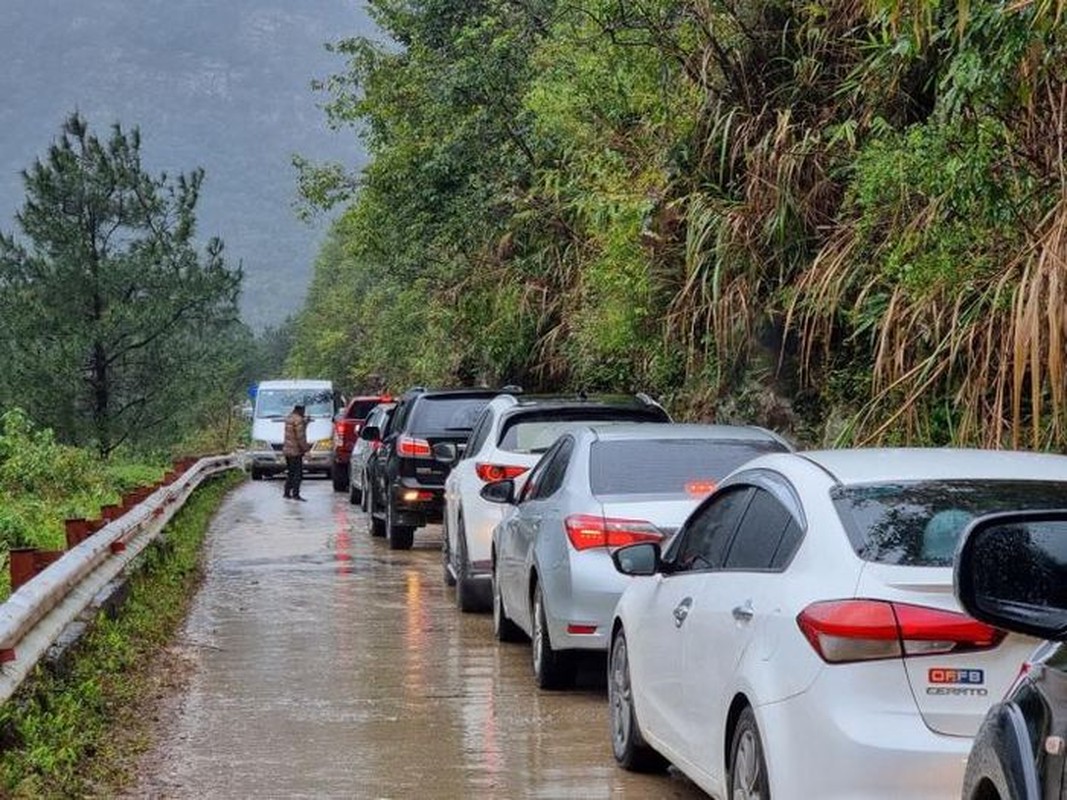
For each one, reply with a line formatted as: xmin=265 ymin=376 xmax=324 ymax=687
xmin=127 ymin=479 xmax=704 ymax=799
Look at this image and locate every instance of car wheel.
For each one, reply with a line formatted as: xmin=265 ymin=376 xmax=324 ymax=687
xmin=609 ymin=629 xmax=668 ymax=772
xmin=332 ymin=462 xmax=349 ymax=492
xmin=386 ymin=498 xmax=415 ymax=550
xmin=348 ymin=476 xmax=361 ymax=506
xmin=359 ymin=473 xmax=370 ymax=513
xmin=442 ymin=529 xmax=456 ymax=587
xmin=366 ymin=487 xmax=385 ymax=538
xmin=251 ymin=468 xmax=263 ymax=481
xmin=492 ymin=559 xmax=524 ymax=643
xmin=455 ymin=520 xmax=488 ymax=612
xmin=532 ymin=583 xmax=575 ymax=690
xmin=729 ymin=707 xmax=771 ymax=800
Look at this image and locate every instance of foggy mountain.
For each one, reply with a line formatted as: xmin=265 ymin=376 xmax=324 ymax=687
xmin=0 ymin=0 xmax=375 ymax=328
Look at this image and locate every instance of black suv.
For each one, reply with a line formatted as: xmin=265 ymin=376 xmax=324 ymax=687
xmin=955 ymin=510 xmax=1067 ymax=800
xmin=360 ymin=388 xmax=505 ymax=549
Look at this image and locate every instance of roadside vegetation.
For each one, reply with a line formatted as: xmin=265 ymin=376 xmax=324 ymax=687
xmin=0 ymin=472 xmax=240 ymax=798
xmin=291 ymin=0 xmax=1067 ymax=450
xmin=0 ymin=409 xmax=164 ymax=596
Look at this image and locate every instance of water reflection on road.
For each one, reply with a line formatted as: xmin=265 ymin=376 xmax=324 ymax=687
xmin=129 ymin=479 xmax=704 ymax=798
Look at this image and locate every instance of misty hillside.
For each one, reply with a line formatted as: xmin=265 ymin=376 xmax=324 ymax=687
xmin=0 ymin=0 xmax=375 ymax=328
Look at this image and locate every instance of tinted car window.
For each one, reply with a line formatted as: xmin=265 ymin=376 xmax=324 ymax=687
xmin=410 ymin=396 xmax=493 ymax=434
xmin=345 ymin=399 xmax=380 ymax=419
xmin=590 ymin=439 xmax=786 ymax=496
xmin=497 ymin=409 xmax=665 ymax=453
xmin=528 ymin=437 xmax=574 ymax=500
xmin=519 ymin=439 xmax=561 ymax=502
xmin=391 ymin=399 xmax=412 ymax=433
xmin=673 ymin=487 xmax=752 ymax=572
xmin=724 ymin=488 xmax=794 ymax=570
xmin=772 ymin=518 xmax=803 ymax=570
xmin=832 ymin=480 xmax=1067 ymax=567
xmin=464 ymin=409 xmax=493 ymax=458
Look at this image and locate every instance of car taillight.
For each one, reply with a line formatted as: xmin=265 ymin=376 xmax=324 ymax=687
xmin=685 ymin=480 xmax=717 ymax=497
xmin=475 ymin=463 xmax=529 ymax=482
xmin=397 ymin=435 xmax=432 ymax=458
xmin=564 ymin=514 xmax=663 ymax=551
xmin=796 ymin=599 xmax=1004 ymax=664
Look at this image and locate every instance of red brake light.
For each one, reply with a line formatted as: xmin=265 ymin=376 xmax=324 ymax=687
xmin=397 ymin=435 xmax=432 ymax=458
xmin=475 ymin=463 xmax=529 ymax=483
xmin=564 ymin=514 xmax=663 ymax=551
xmin=685 ymin=480 xmax=717 ymax=497
xmin=797 ymin=600 xmax=1004 ymax=664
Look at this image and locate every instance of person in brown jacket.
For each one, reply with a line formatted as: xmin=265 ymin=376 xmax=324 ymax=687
xmin=282 ymin=404 xmax=311 ymax=500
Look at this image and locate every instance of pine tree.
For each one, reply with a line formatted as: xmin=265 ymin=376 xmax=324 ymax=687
xmin=0 ymin=113 xmax=243 ymax=456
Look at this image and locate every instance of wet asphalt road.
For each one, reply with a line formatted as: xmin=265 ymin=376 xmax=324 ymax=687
xmin=131 ymin=477 xmax=704 ymax=799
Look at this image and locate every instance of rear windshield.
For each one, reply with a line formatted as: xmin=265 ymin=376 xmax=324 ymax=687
xmin=498 ymin=410 xmax=664 ymax=454
xmin=256 ymin=388 xmax=333 ymax=419
xmin=345 ymin=399 xmax=381 ymax=420
xmin=590 ymin=439 xmax=785 ymax=496
xmin=411 ymin=396 xmax=493 ymax=434
xmin=832 ymin=480 xmax=1067 ymax=567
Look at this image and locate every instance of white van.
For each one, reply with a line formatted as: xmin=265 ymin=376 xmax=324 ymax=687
xmin=247 ymin=379 xmax=336 ymax=480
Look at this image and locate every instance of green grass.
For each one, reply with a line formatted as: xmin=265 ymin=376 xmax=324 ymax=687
xmin=0 ymin=471 xmax=242 ymax=798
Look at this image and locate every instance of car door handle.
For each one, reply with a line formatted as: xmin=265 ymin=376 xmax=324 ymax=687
xmin=732 ymin=601 xmax=754 ymax=622
xmin=673 ymin=597 xmax=693 ymax=628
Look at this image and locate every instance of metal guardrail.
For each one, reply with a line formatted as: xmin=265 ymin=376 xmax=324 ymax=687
xmin=0 ymin=454 xmax=240 ymax=705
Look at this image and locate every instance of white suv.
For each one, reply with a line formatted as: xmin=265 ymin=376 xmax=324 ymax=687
xmin=440 ymin=393 xmax=669 ymax=611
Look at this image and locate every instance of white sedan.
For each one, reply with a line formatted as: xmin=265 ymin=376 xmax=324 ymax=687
xmin=608 ymin=448 xmax=1067 ymax=799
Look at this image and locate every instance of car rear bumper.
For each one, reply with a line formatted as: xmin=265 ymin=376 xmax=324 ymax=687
xmin=390 ymin=480 xmax=444 ymax=527
xmin=542 ymin=554 xmax=629 ymax=652
xmin=756 ymin=668 xmax=971 ymax=799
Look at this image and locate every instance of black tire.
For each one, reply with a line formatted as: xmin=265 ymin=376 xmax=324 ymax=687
xmin=359 ymin=472 xmax=370 ymax=513
xmin=366 ymin=486 xmax=385 ymax=538
xmin=386 ymin=498 xmax=415 ymax=550
xmin=609 ymin=629 xmax=668 ymax=772
xmin=348 ymin=476 xmax=361 ymax=506
xmin=729 ymin=707 xmax=771 ymax=800
xmin=455 ymin=521 xmax=489 ymax=612
xmin=442 ymin=526 xmax=456 ymax=586
xmin=531 ymin=583 xmax=575 ymax=690
xmin=332 ymin=462 xmax=349 ymax=492
xmin=251 ymin=468 xmax=263 ymax=481
xmin=492 ymin=559 xmax=524 ymax=643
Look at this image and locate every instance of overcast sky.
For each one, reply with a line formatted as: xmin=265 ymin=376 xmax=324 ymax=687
xmin=0 ymin=0 xmax=377 ymax=328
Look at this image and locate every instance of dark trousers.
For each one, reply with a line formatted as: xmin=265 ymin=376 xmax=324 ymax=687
xmin=284 ymin=456 xmax=303 ymax=497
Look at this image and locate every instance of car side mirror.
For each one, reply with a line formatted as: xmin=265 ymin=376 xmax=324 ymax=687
xmin=433 ymin=442 xmax=458 ymax=464
xmin=480 ymin=479 xmax=516 ymax=505
xmin=955 ymin=510 xmax=1067 ymax=641
xmin=360 ymin=425 xmax=381 ymax=442
xmin=612 ymin=542 xmax=662 ymax=576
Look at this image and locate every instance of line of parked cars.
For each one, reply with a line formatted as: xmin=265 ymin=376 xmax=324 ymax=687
xmin=333 ymin=384 xmax=1067 ymax=799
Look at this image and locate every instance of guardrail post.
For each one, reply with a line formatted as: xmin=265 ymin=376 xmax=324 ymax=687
xmin=64 ymin=519 xmax=90 ymax=549
xmin=100 ymin=504 xmax=124 ymax=523
xmin=9 ymin=548 xmax=64 ymax=591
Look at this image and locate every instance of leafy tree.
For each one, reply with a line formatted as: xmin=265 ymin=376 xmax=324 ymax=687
xmin=0 ymin=113 xmax=243 ymax=456
xmin=292 ymin=0 xmax=1067 ymax=449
